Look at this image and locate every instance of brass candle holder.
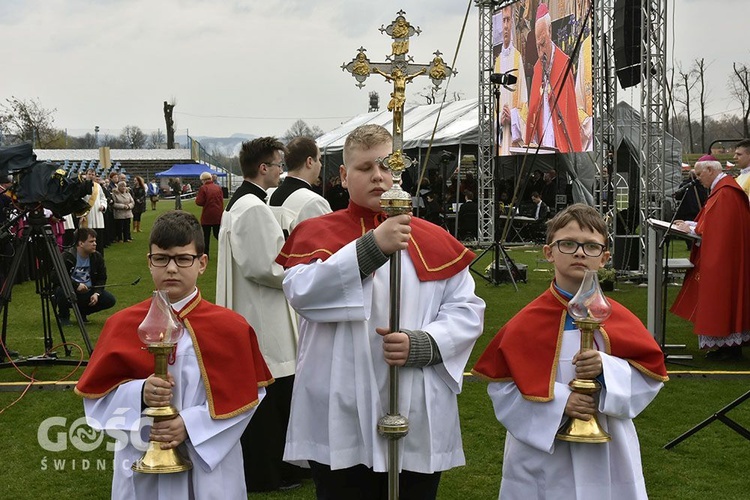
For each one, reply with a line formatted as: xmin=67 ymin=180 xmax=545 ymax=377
xmin=556 ymin=270 xmax=613 ymax=443
xmin=132 ymin=290 xmax=193 ymax=473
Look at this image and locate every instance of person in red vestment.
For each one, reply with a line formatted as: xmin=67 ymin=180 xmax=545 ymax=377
xmin=525 ymin=3 xmax=583 ymax=153
xmin=473 ymin=204 xmax=667 ymax=499
xmin=195 ymin=171 xmax=225 ymax=255
xmin=75 ymin=211 xmax=272 ymax=499
xmin=672 ymin=155 xmax=750 ymax=360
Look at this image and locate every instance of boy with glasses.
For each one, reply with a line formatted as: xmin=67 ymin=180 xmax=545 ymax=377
xmin=473 ymin=204 xmax=667 ymax=499
xmin=76 ymin=211 xmax=272 ymax=499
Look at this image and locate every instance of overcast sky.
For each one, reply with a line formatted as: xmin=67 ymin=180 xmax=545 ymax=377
xmin=1 ymin=0 xmax=747 ymax=140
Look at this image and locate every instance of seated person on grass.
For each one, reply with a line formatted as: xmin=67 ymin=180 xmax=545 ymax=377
xmin=55 ymin=228 xmax=116 ymax=325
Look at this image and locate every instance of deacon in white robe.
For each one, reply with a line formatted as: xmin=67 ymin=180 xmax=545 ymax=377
xmin=493 ymin=5 xmax=528 ymax=155
xmin=216 ymin=189 xmax=297 ymax=378
xmin=82 ymin=179 xmax=107 ymax=230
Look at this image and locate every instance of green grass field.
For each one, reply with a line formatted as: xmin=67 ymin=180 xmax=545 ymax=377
xmin=0 ymin=201 xmax=748 ymax=499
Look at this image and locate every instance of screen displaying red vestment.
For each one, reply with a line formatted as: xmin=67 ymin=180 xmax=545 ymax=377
xmin=525 ymin=45 xmax=583 ymax=153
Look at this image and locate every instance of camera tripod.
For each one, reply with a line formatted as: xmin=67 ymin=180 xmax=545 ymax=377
xmin=0 ymin=208 xmax=92 ymax=367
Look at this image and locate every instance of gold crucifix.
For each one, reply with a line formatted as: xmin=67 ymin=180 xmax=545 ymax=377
xmin=341 ymin=10 xmax=454 ymax=154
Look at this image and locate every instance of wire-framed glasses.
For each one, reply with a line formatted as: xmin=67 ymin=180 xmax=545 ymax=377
xmin=148 ymin=253 xmax=201 ymax=268
xmin=551 ymin=240 xmax=606 ymax=257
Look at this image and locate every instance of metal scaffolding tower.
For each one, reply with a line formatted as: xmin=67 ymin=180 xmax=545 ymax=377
xmin=637 ymin=0 xmax=668 ymax=271
xmin=475 ymin=0 xmax=496 ymax=245
xmin=594 ymin=0 xmax=618 ymax=217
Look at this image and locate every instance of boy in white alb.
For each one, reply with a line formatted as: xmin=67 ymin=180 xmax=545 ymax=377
xmin=277 ymin=124 xmax=485 ymax=499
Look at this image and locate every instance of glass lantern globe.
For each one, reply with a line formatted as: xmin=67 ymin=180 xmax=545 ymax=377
xmin=568 ymin=269 xmax=612 ymax=322
xmin=137 ymin=290 xmax=183 ymax=346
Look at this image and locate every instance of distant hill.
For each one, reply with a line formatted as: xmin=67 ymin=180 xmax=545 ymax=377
xmin=193 ymin=133 xmax=257 ymax=156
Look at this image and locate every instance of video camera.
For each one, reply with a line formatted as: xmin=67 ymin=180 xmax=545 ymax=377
xmin=0 ymin=143 xmax=92 ymax=217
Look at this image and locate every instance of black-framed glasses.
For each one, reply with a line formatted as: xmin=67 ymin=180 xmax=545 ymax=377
xmin=551 ymin=240 xmax=606 ymax=257
xmin=148 ymin=253 xmax=201 ymax=268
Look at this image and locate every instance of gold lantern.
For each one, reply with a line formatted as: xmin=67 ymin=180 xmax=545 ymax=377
xmin=556 ymin=269 xmax=613 ymax=443
xmin=132 ymin=290 xmax=193 ymax=473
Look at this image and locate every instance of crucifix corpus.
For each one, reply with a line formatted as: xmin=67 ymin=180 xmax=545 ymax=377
xmin=341 ymin=10 xmax=454 ymax=500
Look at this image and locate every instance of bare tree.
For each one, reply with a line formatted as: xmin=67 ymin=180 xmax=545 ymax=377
xmin=210 ymin=147 xmax=240 ymax=175
xmin=665 ymin=66 xmax=675 ymax=134
xmin=675 ymin=64 xmax=697 ymax=153
xmin=100 ymin=133 xmax=124 ymax=148
xmin=120 ymin=125 xmax=147 ymax=149
xmin=164 ymin=100 xmax=176 ymax=149
xmin=695 ymin=58 xmax=710 ymax=152
xmin=68 ymin=132 xmax=98 ymax=149
xmin=282 ymin=119 xmax=324 ymax=143
xmin=148 ymin=128 xmax=166 ymax=148
xmin=0 ymin=96 xmax=60 ymax=147
xmin=729 ymin=62 xmax=750 ymax=138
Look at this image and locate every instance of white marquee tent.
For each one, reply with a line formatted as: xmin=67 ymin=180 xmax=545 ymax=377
xmin=318 ymin=98 xmax=480 ymax=153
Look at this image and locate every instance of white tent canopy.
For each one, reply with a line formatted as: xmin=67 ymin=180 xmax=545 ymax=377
xmin=318 ymin=98 xmax=480 ymax=153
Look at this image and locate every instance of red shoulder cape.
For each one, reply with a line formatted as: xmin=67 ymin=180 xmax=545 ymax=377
xmin=670 ymin=176 xmax=750 ymax=336
xmin=75 ymin=292 xmax=274 ymax=419
xmin=276 ymin=201 xmax=475 ymax=282
xmin=472 ymin=284 xmax=667 ymax=401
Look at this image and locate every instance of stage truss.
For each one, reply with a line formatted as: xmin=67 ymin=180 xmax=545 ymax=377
xmin=475 ymin=0 xmax=668 ymax=274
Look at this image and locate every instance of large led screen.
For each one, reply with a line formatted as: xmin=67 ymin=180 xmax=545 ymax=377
xmin=492 ymin=1 xmax=593 ymax=155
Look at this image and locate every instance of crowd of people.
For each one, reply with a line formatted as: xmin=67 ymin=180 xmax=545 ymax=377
xmin=0 ymin=169 xmax=217 ymax=344
xmin=3 ymin=124 xmax=749 ymax=499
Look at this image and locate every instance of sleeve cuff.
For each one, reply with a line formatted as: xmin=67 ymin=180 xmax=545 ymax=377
xmin=356 ymin=230 xmax=389 ymax=278
xmin=403 ymin=329 xmax=443 ymax=368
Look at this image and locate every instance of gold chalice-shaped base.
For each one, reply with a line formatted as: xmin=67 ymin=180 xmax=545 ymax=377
xmin=555 ymin=377 xmax=611 ymax=443
xmin=555 ymin=318 xmax=612 ymax=444
xmin=132 ymin=343 xmax=193 ymax=474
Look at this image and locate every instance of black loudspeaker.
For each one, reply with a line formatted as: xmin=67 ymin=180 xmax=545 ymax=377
xmin=486 ymin=263 xmax=528 ymax=284
xmin=613 ymin=236 xmax=640 ymax=271
xmin=613 ymin=0 xmax=642 ymax=88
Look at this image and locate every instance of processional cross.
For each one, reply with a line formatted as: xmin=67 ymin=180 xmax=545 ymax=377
xmin=341 ymin=10 xmax=454 ymax=500
xmin=342 ymin=10 xmax=454 ymax=191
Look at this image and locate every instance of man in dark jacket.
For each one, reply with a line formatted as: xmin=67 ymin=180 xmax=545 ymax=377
xmin=55 ymin=228 xmax=116 ymax=325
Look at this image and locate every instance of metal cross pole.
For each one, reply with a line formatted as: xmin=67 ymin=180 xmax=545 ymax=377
xmin=342 ymin=10 xmax=453 ymax=500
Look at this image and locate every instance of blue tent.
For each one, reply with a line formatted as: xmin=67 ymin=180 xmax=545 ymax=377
xmin=154 ymin=163 xmax=227 ymax=177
